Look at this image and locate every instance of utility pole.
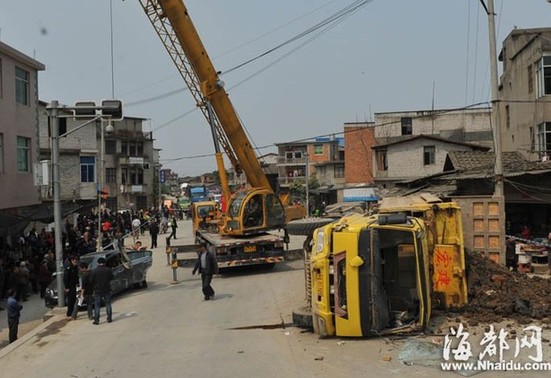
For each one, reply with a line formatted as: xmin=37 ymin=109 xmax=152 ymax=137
xmin=48 ymin=100 xmax=65 ymax=307
xmin=487 ymin=0 xmax=504 ymax=197
xmin=305 ymin=150 xmax=310 ymax=216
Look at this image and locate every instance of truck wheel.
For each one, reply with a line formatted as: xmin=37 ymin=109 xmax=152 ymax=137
xmin=141 ymin=279 xmax=148 ymax=288
xmin=285 ymin=218 xmax=334 ymax=236
xmin=292 ymin=305 xmax=313 ymax=329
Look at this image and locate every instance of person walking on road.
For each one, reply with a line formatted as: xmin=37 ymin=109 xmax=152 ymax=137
xmin=168 ymin=216 xmax=178 ymax=240
xmin=7 ymin=289 xmax=22 ymax=343
xmin=90 ymin=257 xmax=114 ymax=325
xmin=192 ymin=245 xmax=218 ymax=300
xmin=149 ymin=219 xmax=159 ymax=248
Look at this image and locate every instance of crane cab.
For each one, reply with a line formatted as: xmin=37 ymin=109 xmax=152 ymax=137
xmin=223 ymin=189 xmax=286 ymax=236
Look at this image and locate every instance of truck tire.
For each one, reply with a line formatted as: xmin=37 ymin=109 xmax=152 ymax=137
xmin=285 ymin=218 xmax=334 ymax=236
xmin=292 ymin=305 xmax=313 ymax=329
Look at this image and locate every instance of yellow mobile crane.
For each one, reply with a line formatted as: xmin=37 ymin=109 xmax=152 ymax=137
xmin=139 ymin=0 xmax=295 ymax=267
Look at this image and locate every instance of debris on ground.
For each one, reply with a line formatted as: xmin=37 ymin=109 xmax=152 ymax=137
xmin=461 ymin=251 xmax=551 ymax=324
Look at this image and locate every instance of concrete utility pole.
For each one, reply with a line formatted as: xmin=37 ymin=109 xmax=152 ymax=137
xmin=487 ymin=0 xmax=504 ymax=197
xmin=305 ymin=151 xmax=310 ymax=216
xmin=48 ymin=100 xmax=65 ymax=307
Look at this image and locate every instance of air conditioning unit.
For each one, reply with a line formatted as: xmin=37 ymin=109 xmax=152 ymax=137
xmin=34 ymin=160 xmax=50 ymax=186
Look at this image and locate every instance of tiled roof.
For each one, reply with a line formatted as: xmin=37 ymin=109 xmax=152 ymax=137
xmin=446 ymin=151 xmax=551 ymax=174
xmin=373 ymin=134 xmax=489 ymax=150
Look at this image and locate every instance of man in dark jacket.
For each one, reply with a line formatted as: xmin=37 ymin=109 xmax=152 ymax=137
xmin=64 ymin=256 xmax=80 ymax=318
xmin=90 ymin=257 xmax=114 ymax=324
xmin=149 ymin=219 xmax=159 ymax=249
xmin=7 ymin=289 xmax=22 ymax=343
xmin=192 ymin=245 xmax=217 ymax=300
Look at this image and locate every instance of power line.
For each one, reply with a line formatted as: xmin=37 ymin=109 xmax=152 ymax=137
xmin=223 ymin=0 xmax=373 ymax=75
xmin=160 ymin=101 xmax=492 ymax=163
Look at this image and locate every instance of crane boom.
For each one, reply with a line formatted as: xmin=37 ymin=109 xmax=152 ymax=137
xmin=139 ymin=0 xmax=271 ymax=190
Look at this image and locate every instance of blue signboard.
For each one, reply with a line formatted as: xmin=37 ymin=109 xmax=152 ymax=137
xmin=160 ymin=170 xmax=166 ymax=184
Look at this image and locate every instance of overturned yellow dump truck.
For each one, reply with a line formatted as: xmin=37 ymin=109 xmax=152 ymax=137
xmin=310 ymin=193 xmax=467 ymax=337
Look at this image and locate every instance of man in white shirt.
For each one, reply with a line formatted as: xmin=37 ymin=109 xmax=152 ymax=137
xmin=131 ymin=217 xmax=141 ymax=240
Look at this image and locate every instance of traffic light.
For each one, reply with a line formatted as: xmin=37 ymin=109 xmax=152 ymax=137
xmin=101 ymin=100 xmax=123 ymax=121
xmin=74 ymin=101 xmax=97 ymax=117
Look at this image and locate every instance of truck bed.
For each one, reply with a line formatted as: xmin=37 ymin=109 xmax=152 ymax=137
xmin=198 ymin=230 xmax=285 ymax=268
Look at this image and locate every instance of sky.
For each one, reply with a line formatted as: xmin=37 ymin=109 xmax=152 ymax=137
xmin=1 ymin=0 xmax=551 ymax=176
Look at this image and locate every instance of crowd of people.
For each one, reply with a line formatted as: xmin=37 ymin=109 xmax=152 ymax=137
xmin=0 ymin=206 xmax=177 ymax=312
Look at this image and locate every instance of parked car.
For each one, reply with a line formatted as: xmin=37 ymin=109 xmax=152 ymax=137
xmin=44 ymin=249 xmax=153 ymax=308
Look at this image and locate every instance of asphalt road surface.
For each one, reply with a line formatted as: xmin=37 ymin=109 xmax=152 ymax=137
xmin=1 ymin=220 xmax=548 ymax=377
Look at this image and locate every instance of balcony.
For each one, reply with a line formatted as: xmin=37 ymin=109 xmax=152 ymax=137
xmin=278 ymin=175 xmax=307 ymax=186
xmin=118 ymin=156 xmax=145 ymax=165
xmin=113 ymin=130 xmax=153 ymax=140
xmin=277 ymin=156 xmax=307 ymax=166
xmin=121 ymin=184 xmax=147 ymax=193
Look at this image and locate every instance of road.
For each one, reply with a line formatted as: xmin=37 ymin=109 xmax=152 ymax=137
xmin=0 ymin=220 xmax=547 ymax=377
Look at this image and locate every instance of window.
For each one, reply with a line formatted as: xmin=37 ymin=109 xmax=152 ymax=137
xmin=314 ymin=144 xmax=323 ymax=155
xmin=105 ymin=140 xmax=116 ymax=155
xmin=537 ymin=56 xmax=551 ymax=97
xmin=16 ymin=136 xmax=31 ymax=172
xmin=538 ymin=123 xmax=551 ymax=157
xmin=334 ymin=163 xmax=344 ymax=178
xmin=47 ymin=117 xmax=67 ymax=137
xmin=294 ymin=151 xmax=302 ymax=159
xmin=120 ymin=141 xmax=128 ymax=156
xmin=401 ymin=117 xmax=412 ymax=135
xmin=124 ymin=167 xmax=144 ymax=185
xmin=0 ymin=133 xmax=4 ymax=173
xmin=377 ymin=149 xmax=388 ymax=171
xmin=105 ymin=168 xmax=116 ymax=183
xmin=80 ymin=156 xmax=96 ymax=183
xmin=528 ymin=64 xmax=533 ymax=94
xmin=423 ymin=146 xmax=435 ymax=165
xmin=129 ymin=142 xmax=143 ymax=157
xmin=15 ymin=67 xmax=29 ymax=105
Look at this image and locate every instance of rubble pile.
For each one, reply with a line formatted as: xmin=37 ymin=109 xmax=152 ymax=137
xmin=462 ymin=251 xmax=551 ymax=324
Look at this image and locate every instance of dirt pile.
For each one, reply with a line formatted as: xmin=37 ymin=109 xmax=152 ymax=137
xmin=462 ymin=251 xmax=551 ymax=324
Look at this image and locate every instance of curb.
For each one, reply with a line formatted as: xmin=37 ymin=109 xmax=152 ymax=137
xmin=0 ymin=308 xmax=65 ymax=360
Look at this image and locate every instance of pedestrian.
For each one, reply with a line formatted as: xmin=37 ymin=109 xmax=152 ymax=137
xmin=168 ymin=216 xmax=178 ymax=240
xmin=38 ymin=259 xmax=51 ymax=299
xmin=192 ymin=244 xmax=218 ymax=300
xmin=149 ymin=219 xmax=159 ymax=249
xmin=15 ymin=261 xmax=30 ymax=302
xmin=131 ymin=217 xmax=141 ymax=241
xmin=77 ymin=262 xmax=94 ymax=321
xmin=7 ymin=289 xmax=22 ymax=343
xmin=64 ymin=255 xmax=80 ymax=319
xmin=90 ymin=257 xmax=114 ymax=324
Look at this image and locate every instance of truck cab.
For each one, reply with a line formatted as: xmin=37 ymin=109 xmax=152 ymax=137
xmin=310 ymin=195 xmax=467 ymax=337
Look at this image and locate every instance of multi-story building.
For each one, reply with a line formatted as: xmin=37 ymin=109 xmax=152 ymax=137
xmin=371 ymin=107 xmax=493 ymax=186
xmin=104 ymin=116 xmax=158 ymax=211
xmin=0 ymin=41 xmax=45 ymax=238
xmin=498 ymin=27 xmax=551 ymax=160
xmin=275 ymin=138 xmax=342 ymax=189
xmin=39 ymin=104 xmax=159 ymax=212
